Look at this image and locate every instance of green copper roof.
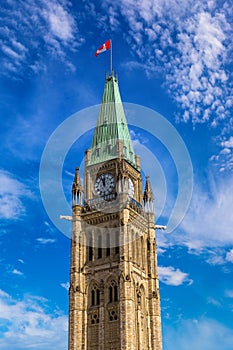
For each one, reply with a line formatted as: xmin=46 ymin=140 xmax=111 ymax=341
xmin=88 ymin=73 xmax=137 ymax=168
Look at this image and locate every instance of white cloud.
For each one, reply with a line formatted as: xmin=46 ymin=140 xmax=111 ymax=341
xmin=0 ymin=170 xmax=33 ymax=220
xmin=220 ymin=148 xmax=231 ymax=155
xmin=178 ymin=175 xmax=233 ymax=249
xmin=226 ymin=249 xmax=233 ymax=263
xmin=36 ymin=238 xmax=56 ymax=244
xmin=18 ymin=259 xmax=25 ymax=264
xmin=211 ymin=147 xmax=233 ymax=172
xmin=164 ymin=317 xmax=233 ymax=350
xmin=0 ymin=290 xmax=10 ymax=298
xmin=0 ymin=195 xmax=24 ymax=220
xmin=206 ymin=251 xmax=225 ymax=266
xmin=221 ymin=136 xmax=233 ymax=148
xmin=0 ymin=0 xmax=82 ymax=76
xmin=2 ymin=45 xmax=24 ymax=61
xmin=12 ymin=269 xmax=24 ymax=276
xmin=0 ymin=290 xmax=68 ymax=350
xmin=102 ymin=0 xmax=233 ymax=127
xmin=45 ymin=2 xmax=75 ymax=41
xmin=195 ymin=247 xmax=233 ymax=267
xmin=60 ymin=282 xmax=70 ymax=291
xmin=158 ymin=266 xmax=192 ymax=286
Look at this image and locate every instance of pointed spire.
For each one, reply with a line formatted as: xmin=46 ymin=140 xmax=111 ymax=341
xmin=143 ymin=176 xmax=154 ymax=213
xmin=72 ymin=167 xmax=83 ymax=206
xmin=88 ymin=73 xmax=137 ymax=169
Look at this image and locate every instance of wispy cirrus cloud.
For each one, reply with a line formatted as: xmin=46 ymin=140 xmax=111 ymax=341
xmin=179 ymin=175 xmax=233 ymax=249
xmin=0 ymin=0 xmax=83 ymax=76
xmin=0 ymin=170 xmax=33 ymax=220
xmin=36 ymin=238 xmax=56 ymax=244
xmin=18 ymin=259 xmax=25 ymax=264
xmin=101 ymin=0 xmax=233 ymax=128
xmin=0 ymin=290 xmax=68 ymax=350
xmin=164 ymin=317 xmax=233 ymax=350
xmin=157 ymin=174 xmax=233 ymax=265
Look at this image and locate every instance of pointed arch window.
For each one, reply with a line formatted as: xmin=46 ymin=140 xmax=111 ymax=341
xmin=91 ymin=290 xmax=95 ymax=306
xmin=96 ymin=289 xmax=100 ymax=305
xmin=114 ymin=285 xmax=118 ymax=302
xmin=108 ymin=280 xmax=118 ymax=303
xmin=109 ymin=286 xmax=113 ymax=303
xmin=90 ymin=283 xmax=100 ymax=307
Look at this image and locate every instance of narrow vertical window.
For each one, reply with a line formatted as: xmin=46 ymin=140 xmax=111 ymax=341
xmin=114 ymin=285 xmax=118 ymax=302
xmin=141 ymin=236 xmax=144 ymax=268
xmin=147 ymin=238 xmax=151 ymax=251
xmin=115 ymin=232 xmax=119 ymax=254
xmin=98 ymin=235 xmax=102 ymax=259
xmin=91 ymin=290 xmax=95 ymax=306
xmin=96 ymin=289 xmax=100 ymax=305
xmin=89 ymin=246 xmax=93 ymax=261
xmin=89 ymin=237 xmax=93 ymax=261
xmin=109 ymin=286 xmax=113 ymax=303
xmin=106 ymin=233 xmax=110 ymax=256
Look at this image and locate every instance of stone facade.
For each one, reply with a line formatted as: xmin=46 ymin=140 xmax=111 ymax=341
xmin=68 ymin=74 xmax=162 ymax=350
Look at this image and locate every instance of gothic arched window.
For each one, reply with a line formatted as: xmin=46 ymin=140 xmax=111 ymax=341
xmin=108 ymin=280 xmax=118 ymax=303
xmin=114 ymin=285 xmax=118 ymax=302
xmin=96 ymin=288 xmax=100 ymax=305
xmin=90 ymin=283 xmax=100 ymax=307
xmin=91 ymin=290 xmax=95 ymax=306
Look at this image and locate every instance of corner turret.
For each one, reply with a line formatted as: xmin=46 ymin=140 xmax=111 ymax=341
xmin=143 ymin=176 xmax=154 ymax=213
xmin=72 ymin=167 xmax=83 ymax=206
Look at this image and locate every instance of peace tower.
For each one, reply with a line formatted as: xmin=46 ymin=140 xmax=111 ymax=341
xmin=68 ymin=73 xmax=163 ymax=350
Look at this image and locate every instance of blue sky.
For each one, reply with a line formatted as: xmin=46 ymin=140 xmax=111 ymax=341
xmin=1 ymin=0 xmax=233 ymax=349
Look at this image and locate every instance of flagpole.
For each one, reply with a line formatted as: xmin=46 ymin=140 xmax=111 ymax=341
xmin=110 ymin=39 xmax=112 ymax=73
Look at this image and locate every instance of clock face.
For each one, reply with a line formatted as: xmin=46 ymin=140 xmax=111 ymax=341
xmin=94 ymin=173 xmax=115 ymax=197
xmin=128 ymin=178 xmax=134 ymax=198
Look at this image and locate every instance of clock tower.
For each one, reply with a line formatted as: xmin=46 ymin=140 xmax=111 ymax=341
xmin=68 ymin=73 xmax=162 ymax=350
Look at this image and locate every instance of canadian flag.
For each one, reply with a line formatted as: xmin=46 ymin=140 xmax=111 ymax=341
xmin=95 ymin=40 xmax=111 ymax=57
